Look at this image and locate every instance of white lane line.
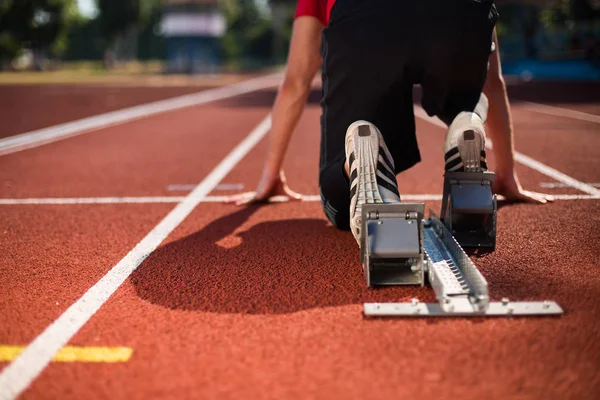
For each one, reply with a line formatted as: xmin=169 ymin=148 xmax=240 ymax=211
xmin=0 ymin=115 xmax=272 ymax=400
xmin=1 ymin=193 xmax=598 ymax=206
xmin=540 ymin=182 xmax=600 ymax=188
xmin=216 ymin=183 xmax=245 ymax=190
xmin=0 ymin=73 xmax=282 ymax=157
xmin=0 ymin=195 xmax=305 ymax=205
xmin=0 ymin=196 xmax=187 ymax=205
xmin=414 ymin=106 xmax=600 ymax=197
xmin=167 ymin=183 xmax=245 ymax=191
xmin=167 ymin=184 xmax=198 ymax=191
xmin=547 ymin=194 xmax=600 ymax=200
xmin=519 ymin=101 xmax=600 ymax=124
xmin=512 ymin=152 xmax=600 ymax=196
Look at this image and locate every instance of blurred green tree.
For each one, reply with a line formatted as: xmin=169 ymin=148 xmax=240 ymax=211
xmin=220 ymin=0 xmax=295 ymax=69
xmin=221 ymin=0 xmax=269 ymax=67
xmin=0 ymin=0 xmax=21 ymax=65
xmin=62 ymin=13 xmax=104 ymax=61
xmin=269 ymin=0 xmax=295 ymax=63
xmin=96 ymin=0 xmax=160 ymax=63
xmin=496 ymin=0 xmax=599 ymax=60
xmin=0 ymin=0 xmax=77 ymax=68
xmin=137 ymin=3 xmax=165 ymax=61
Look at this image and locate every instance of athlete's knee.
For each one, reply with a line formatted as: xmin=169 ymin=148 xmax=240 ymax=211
xmin=319 ymin=188 xmax=350 ymax=231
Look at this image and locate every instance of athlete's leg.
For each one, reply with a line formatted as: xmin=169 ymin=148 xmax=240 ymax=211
xmin=418 ymin=0 xmax=498 ymax=171
xmin=318 ymin=0 xmax=420 ymax=232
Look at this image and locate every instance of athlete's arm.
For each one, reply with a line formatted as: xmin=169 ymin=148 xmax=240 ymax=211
xmin=483 ymin=30 xmax=553 ymax=204
xmin=227 ymin=16 xmax=323 ymax=205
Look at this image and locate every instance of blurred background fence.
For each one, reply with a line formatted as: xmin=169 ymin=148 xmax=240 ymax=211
xmin=0 ymin=0 xmax=599 ymax=79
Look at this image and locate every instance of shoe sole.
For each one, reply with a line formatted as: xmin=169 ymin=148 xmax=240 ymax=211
xmin=347 ymin=121 xmax=383 ymax=243
xmin=456 ymin=129 xmax=484 ymax=172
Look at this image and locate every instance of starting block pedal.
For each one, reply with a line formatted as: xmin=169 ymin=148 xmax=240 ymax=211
xmin=441 ymin=170 xmax=497 ymax=249
xmin=360 ymin=203 xmax=425 ymax=287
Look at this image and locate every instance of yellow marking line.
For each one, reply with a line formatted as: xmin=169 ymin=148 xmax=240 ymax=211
xmin=0 ymin=346 xmax=132 ymax=363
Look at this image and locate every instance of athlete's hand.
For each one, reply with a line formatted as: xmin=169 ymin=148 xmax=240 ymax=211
xmin=494 ymin=170 xmax=554 ymax=204
xmin=224 ymin=170 xmax=302 ymax=206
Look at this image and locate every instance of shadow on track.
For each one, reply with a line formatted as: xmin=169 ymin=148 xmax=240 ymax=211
xmin=130 ymin=205 xmax=432 ymax=314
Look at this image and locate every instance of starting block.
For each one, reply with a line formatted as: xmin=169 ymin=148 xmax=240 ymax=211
xmin=441 ymin=170 xmax=497 ymax=249
xmin=360 ymin=206 xmax=563 ymax=317
xmin=360 ymin=203 xmax=425 ymax=287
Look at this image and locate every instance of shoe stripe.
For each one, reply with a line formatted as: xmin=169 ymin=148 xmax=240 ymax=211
xmin=378 ymin=147 xmax=395 ymax=174
xmin=444 ymin=147 xmax=488 ymax=171
xmin=349 ymin=168 xmax=358 ymax=188
xmin=376 ymin=175 xmax=400 ymax=197
xmin=481 ymin=149 xmax=487 ymax=170
xmin=445 ymin=152 xmax=461 ymax=164
xmin=348 ymin=152 xmax=356 ymax=171
xmin=378 ymin=139 xmax=396 ymax=169
xmin=378 ymin=155 xmax=395 ymax=176
xmin=377 ymin=170 xmax=399 ymax=194
xmin=377 ymin=160 xmax=397 ymax=185
xmin=447 ymin=164 xmax=464 ymax=172
xmin=445 ymin=157 xmax=463 ymax=171
xmin=349 ymin=182 xmax=358 ymax=200
xmin=444 ymin=147 xmax=460 ymax=161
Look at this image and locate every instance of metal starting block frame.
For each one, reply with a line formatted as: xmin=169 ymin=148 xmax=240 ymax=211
xmin=360 ymin=203 xmax=425 ymax=287
xmin=362 ymin=210 xmax=563 ymax=318
xmin=441 ymin=170 xmax=497 ymax=249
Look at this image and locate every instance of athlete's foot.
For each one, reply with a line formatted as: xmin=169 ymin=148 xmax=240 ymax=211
xmin=345 ymin=121 xmax=401 ymax=246
xmin=444 ymin=111 xmax=488 ymax=172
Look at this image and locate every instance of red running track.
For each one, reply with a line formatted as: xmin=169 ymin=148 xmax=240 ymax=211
xmin=0 ymin=79 xmax=599 ymax=399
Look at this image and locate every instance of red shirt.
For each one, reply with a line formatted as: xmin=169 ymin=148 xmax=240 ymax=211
xmin=294 ymin=0 xmax=337 ymax=26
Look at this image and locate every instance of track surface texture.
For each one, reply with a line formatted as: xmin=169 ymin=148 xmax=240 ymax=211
xmin=0 ymin=77 xmax=599 ymax=400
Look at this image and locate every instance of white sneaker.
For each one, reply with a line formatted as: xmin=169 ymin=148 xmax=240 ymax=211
xmin=444 ymin=111 xmax=488 ymax=172
xmin=345 ymin=121 xmax=401 ymax=245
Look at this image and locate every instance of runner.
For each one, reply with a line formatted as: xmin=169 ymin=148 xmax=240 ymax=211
xmin=226 ymin=0 xmax=552 ymax=245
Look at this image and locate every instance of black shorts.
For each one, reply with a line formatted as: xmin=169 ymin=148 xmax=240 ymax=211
xmin=319 ymin=0 xmax=498 ymax=229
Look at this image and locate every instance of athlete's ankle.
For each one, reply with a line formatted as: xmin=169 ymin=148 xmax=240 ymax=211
xmin=474 ymin=93 xmax=489 ymax=123
xmin=343 ymin=159 xmax=350 ymax=178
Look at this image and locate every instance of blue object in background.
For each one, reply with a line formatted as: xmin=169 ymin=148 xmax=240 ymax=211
xmin=166 ymin=36 xmax=221 ymax=74
xmin=502 ymin=59 xmax=600 ymax=81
